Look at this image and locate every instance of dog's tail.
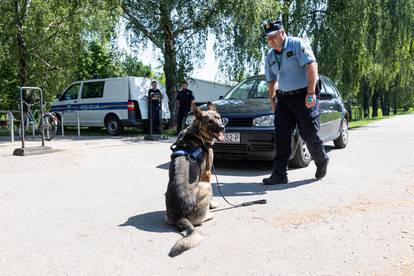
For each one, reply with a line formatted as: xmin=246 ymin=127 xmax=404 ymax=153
xmin=169 ymin=218 xmax=203 ymax=257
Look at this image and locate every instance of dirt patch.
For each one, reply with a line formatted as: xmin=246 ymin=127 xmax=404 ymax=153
xmin=273 ymin=199 xmax=414 ymax=227
xmin=372 ymin=263 xmax=414 ymax=276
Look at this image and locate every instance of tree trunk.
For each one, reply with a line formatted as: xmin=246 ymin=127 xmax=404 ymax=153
xmin=360 ymin=78 xmax=370 ymax=118
xmin=14 ymin=0 xmax=30 ymax=86
xmin=160 ymin=3 xmax=178 ymax=129
xmin=393 ymin=97 xmax=398 ymax=114
xmin=382 ymin=92 xmax=390 ymax=116
xmin=371 ymin=85 xmax=379 ymax=118
xmin=164 ymin=38 xmax=178 ymax=128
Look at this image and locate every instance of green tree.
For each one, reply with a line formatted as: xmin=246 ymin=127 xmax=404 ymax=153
xmin=121 ymin=0 xmax=227 ymax=126
xmin=75 ymin=41 xmax=124 ymax=80
xmin=121 ymin=0 xmax=281 ymax=126
xmin=0 ymin=0 xmax=120 ymax=108
xmin=121 ymin=54 xmax=154 ymax=78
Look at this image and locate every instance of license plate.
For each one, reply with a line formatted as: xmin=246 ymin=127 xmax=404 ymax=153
xmin=217 ymin=132 xmax=240 ymax=144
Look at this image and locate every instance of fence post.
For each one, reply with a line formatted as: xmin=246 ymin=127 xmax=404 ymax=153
xmin=39 ymin=88 xmax=45 ymax=147
xmin=7 ymin=111 xmax=14 ymax=143
xmin=18 ymin=87 xmax=25 ymax=149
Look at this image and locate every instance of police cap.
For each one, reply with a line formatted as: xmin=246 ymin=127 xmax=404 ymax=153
xmin=261 ymin=20 xmax=284 ymax=37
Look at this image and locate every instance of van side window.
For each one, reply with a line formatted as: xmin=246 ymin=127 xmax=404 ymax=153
xmin=81 ymin=82 xmax=105 ymax=99
xmin=60 ymin=83 xmax=80 ymax=101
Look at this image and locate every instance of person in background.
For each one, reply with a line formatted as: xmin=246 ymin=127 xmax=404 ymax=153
xmin=176 ymin=81 xmax=195 ymax=134
xmin=148 ymin=80 xmax=163 ymax=134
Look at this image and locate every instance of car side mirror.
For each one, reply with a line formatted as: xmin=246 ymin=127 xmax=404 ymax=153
xmin=219 ymin=95 xmax=224 ymax=100
xmin=319 ymin=93 xmax=333 ymax=101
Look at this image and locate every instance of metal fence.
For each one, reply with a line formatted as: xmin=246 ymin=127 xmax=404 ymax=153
xmin=58 ymin=110 xmax=81 ymax=139
xmin=0 ymin=110 xmax=19 ymax=143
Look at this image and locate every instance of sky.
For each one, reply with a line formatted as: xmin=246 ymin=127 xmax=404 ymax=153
xmin=117 ymin=31 xmax=222 ymax=83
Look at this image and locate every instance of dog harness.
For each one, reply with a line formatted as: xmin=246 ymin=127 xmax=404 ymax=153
xmin=170 ymin=145 xmax=206 ymax=166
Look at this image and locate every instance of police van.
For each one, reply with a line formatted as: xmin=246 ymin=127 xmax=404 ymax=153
xmin=51 ymin=77 xmax=170 ymax=135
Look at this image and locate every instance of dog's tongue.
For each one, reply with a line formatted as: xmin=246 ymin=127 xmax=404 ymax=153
xmin=217 ymin=132 xmax=225 ymax=142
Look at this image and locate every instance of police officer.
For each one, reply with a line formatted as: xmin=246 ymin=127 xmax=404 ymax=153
xmin=262 ymin=20 xmax=329 ymax=185
xmin=176 ymin=81 xmax=195 ymax=134
xmin=148 ymin=80 xmax=163 ymax=134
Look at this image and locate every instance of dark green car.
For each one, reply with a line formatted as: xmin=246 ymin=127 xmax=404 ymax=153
xmin=201 ymin=75 xmax=349 ymax=167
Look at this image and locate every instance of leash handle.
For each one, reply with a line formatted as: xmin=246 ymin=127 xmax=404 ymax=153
xmin=241 ymin=199 xmax=267 ymax=206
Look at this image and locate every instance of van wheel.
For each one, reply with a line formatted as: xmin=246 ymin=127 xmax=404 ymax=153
xmin=290 ymin=136 xmax=312 ymax=168
xmin=106 ymin=115 xmax=122 ymax=136
xmin=334 ymin=118 xmax=348 ymax=148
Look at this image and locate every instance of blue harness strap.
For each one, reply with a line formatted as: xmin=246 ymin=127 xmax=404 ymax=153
xmin=170 ymin=146 xmax=205 ymax=166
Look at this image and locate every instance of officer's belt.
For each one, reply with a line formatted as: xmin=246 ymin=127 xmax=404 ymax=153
xmin=278 ymin=87 xmax=307 ymax=97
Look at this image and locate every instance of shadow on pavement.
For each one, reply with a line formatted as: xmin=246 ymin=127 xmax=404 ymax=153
xmin=157 ymin=159 xmax=273 ymax=176
xmin=157 ymin=144 xmax=337 ymax=177
xmin=211 ymin=178 xmax=317 ymax=198
xmin=119 ymin=211 xmax=174 ymax=233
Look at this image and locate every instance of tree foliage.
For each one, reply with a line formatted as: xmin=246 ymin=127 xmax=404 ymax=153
xmin=1 ymin=0 xmax=413 ymax=121
xmin=0 ymin=0 xmax=121 ymax=108
xmin=121 ymin=0 xmax=281 ymax=125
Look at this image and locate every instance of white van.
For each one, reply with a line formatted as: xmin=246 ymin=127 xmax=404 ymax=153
xmin=51 ymin=77 xmax=170 ymax=135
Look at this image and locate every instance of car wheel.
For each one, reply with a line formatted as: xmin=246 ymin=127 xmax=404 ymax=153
xmin=105 ymin=115 xmax=122 ymax=136
xmin=334 ymin=118 xmax=348 ymax=149
xmin=290 ymin=136 xmax=312 ymax=168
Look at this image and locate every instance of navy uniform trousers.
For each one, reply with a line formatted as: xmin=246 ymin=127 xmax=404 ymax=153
xmin=150 ymin=101 xmax=161 ymax=134
xmin=272 ymin=90 xmax=328 ymax=178
xmin=177 ymin=107 xmax=190 ymax=133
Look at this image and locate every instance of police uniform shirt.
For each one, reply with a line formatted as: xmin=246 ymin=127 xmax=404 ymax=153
xmin=148 ymin=88 xmax=162 ymax=103
xmin=265 ymin=36 xmax=316 ymax=92
xmin=176 ymin=89 xmax=194 ymax=110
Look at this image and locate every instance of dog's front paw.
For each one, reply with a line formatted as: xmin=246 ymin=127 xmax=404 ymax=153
xmin=209 ymin=201 xmax=219 ymax=209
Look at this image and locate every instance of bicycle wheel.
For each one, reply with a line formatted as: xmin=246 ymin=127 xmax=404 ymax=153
xmin=42 ymin=114 xmax=57 ymax=141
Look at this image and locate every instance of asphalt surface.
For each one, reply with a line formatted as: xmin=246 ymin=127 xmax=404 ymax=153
xmin=1 ymin=114 xmax=413 ymax=275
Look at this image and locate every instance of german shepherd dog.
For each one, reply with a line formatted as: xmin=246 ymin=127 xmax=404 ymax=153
xmin=165 ymin=102 xmax=225 ymax=257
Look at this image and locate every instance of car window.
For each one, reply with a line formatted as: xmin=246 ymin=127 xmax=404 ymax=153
xmin=254 ymin=79 xmax=269 ymax=98
xmin=327 ymin=79 xmax=341 ymax=98
xmin=224 ymin=78 xmax=256 ymax=99
xmin=81 ymin=81 xmax=105 ymax=99
xmin=60 ymin=83 xmax=80 ymax=101
xmin=321 ymin=78 xmax=337 ymax=98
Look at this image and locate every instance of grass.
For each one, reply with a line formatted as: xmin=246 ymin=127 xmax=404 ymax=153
xmin=349 ymin=108 xmax=414 ymax=129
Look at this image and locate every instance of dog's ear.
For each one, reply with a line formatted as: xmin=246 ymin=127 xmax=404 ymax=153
xmin=192 ymin=104 xmax=202 ymax=119
xmin=207 ymin=101 xmax=216 ymax=111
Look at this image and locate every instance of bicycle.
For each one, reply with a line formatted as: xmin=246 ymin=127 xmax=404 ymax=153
xmin=19 ymin=101 xmax=59 ymax=141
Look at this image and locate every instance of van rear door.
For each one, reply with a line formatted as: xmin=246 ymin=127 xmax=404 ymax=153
xmin=129 ymin=77 xmax=171 ymax=120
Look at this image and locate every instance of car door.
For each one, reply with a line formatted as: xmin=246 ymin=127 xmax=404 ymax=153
xmin=319 ymin=77 xmax=342 ymax=140
xmin=57 ymin=83 xmax=81 ymax=126
xmin=326 ymin=78 xmax=344 ymax=138
xmin=78 ymin=81 xmax=105 ymax=126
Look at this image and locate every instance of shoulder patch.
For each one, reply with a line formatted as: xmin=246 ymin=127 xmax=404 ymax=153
xmin=302 ymin=44 xmax=312 ymax=55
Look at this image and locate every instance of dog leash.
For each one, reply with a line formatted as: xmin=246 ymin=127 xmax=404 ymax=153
xmin=211 ymin=163 xmax=267 ymax=207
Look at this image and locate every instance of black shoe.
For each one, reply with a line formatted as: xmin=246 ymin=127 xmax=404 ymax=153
xmin=315 ymin=158 xmax=329 ymax=180
xmin=262 ymin=175 xmax=288 ymax=185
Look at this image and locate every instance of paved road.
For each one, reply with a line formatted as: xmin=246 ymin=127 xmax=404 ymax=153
xmin=1 ymin=114 xmax=413 ymax=275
